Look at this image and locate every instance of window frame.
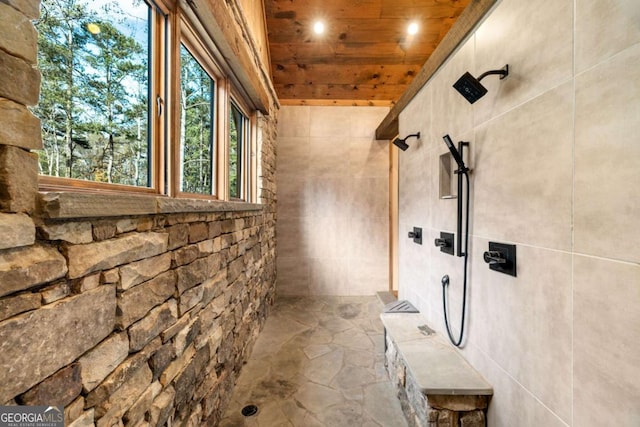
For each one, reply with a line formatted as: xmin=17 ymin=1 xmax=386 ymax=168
xmin=227 ymin=96 xmax=251 ymax=201
xmin=174 ymin=20 xmax=223 ymax=200
xmin=36 ymin=0 xmax=259 ymax=204
xmin=37 ymin=0 xmax=169 ymax=195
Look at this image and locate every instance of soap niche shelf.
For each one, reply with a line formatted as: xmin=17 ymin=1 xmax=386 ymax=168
xmin=439 ymin=152 xmax=457 ymax=199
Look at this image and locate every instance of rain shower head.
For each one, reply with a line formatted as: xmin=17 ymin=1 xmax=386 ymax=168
xmin=392 ymin=132 xmax=420 ymax=151
xmin=453 ymin=64 xmax=509 ymax=104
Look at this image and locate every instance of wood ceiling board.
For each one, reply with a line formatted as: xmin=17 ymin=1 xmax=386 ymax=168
xmin=264 ymin=0 xmax=478 ymax=102
xmin=266 ymin=18 xmax=448 ymax=44
xmin=266 ymin=0 xmax=384 ymax=20
xmin=269 ymin=43 xmax=436 ymax=65
xmin=279 ymin=99 xmax=395 ymax=107
xmin=380 ymin=0 xmax=470 ymax=19
xmin=274 ymin=83 xmax=409 ymax=100
xmin=376 ymin=0 xmax=497 ymax=138
xmin=272 ymin=64 xmax=421 ymax=86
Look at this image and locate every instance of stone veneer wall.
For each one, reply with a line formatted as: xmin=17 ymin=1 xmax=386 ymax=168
xmin=0 ymin=0 xmax=278 ymax=426
xmin=384 ymin=334 xmax=487 ymax=427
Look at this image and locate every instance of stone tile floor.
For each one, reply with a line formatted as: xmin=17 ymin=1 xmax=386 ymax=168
xmin=220 ymin=296 xmax=409 ymax=426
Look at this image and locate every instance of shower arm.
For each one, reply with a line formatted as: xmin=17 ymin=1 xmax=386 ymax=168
xmin=477 ymin=64 xmax=509 ymax=82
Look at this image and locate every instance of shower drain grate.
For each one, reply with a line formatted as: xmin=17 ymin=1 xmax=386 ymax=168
xmin=383 ymin=300 xmax=419 ymax=314
xmin=241 ymin=405 xmax=258 ymax=417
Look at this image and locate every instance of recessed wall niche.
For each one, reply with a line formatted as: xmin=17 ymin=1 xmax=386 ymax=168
xmin=439 ymin=152 xmax=456 ymax=199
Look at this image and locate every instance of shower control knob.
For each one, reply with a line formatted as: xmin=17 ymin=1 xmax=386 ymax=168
xmin=434 ymin=238 xmax=448 ymax=247
xmin=483 ymin=251 xmax=506 ymax=265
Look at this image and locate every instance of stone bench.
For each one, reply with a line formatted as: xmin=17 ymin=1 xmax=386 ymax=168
xmin=381 ymin=312 xmax=493 ymax=427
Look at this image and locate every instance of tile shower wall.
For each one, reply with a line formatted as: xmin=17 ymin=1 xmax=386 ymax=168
xmin=276 ymin=106 xmax=390 ymax=296
xmin=397 ymin=0 xmax=640 ymax=426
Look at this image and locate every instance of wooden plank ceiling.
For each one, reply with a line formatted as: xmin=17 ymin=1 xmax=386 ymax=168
xmin=264 ymin=0 xmax=471 ymax=104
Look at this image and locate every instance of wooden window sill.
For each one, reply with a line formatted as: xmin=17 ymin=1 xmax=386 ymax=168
xmin=38 ymin=191 xmax=262 ymax=219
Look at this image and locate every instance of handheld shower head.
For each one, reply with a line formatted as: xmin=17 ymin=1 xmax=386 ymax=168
xmin=442 ymin=134 xmax=467 ymax=172
xmin=392 ymin=132 xmax=420 ymax=151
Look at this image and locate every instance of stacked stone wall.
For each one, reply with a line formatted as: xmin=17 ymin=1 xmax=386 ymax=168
xmin=384 ymin=334 xmax=488 ymax=427
xmin=0 ymin=0 xmax=279 ymax=425
xmin=0 ymin=207 xmax=277 ymax=426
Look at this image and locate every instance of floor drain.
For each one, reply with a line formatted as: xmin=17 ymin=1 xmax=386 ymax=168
xmin=241 ymin=405 xmax=258 ymax=417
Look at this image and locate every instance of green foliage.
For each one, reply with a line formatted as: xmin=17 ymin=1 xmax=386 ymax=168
xmin=180 ymin=45 xmax=214 ymax=195
xmin=35 ymin=0 xmax=150 ymax=186
xmin=229 ymin=102 xmax=245 ymax=199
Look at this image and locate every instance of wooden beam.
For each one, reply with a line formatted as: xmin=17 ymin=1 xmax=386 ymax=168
xmin=270 ymin=42 xmax=436 ymax=65
xmin=379 ymin=0 xmax=469 ymax=19
xmin=375 ymin=0 xmax=497 ymax=139
xmin=274 ymin=83 xmax=408 ymax=100
xmin=266 ymin=18 xmax=454 ymax=44
xmin=185 ymin=0 xmax=271 ymax=113
xmin=272 ymin=64 xmax=421 ymax=86
xmin=266 ymin=0 xmax=383 ymax=20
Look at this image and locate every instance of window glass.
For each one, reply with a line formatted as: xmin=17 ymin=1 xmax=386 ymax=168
xmin=179 ymin=44 xmax=215 ymax=195
xmin=229 ymin=101 xmax=247 ymax=199
xmin=36 ymin=0 xmax=152 ymax=186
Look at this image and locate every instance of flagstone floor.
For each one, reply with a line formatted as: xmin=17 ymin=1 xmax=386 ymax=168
xmin=220 ymin=296 xmax=408 ymax=427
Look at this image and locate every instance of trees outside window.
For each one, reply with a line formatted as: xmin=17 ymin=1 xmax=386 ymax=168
xmin=35 ymin=0 xmax=257 ymax=202
xmin=229 ymin=101 xmax=248 ymax=199
xmin=36 ymin=0 xmax=151 ymax=186
xmin=179 ymin=44 xmax=215 ymax=195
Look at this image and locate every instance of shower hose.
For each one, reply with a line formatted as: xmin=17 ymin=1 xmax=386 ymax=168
xmin=442 ymin=170 xmax=470 ymax=347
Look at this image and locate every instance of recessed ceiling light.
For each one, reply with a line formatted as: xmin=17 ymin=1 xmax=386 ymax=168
xmin=408 ymin=22 xmax=419 ymax=35
xmin=313 ymin=21 xmax=325 ymax=35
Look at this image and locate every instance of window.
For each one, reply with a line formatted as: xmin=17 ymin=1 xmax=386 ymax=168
xmin=36 ymin=0 xmax=158 ymax=188
xmin=179 ymin=44 xmax=215 ymax=196
xmin=35 ymin=0 xmax=258 ymax=202
xmin=229 ymin=101 xmax=249 ymax=200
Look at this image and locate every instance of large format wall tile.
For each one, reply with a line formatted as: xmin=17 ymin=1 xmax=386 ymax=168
xmin=276 ymin=173 xmax=308 ymax=218
xmin=431 ymin=37 xmax=475 ymax=142
xmin=574 ymin=43 xmax=640 ymax=264
xmin=277 ymin=137 xmax=309 ymax=175
xmin=277 ymin=106 xmax=390 ymax=295
xmin=469 ymin=238 xmax=573 ymax=423
xmin=349 ymin=138 xmax=388 ymax=178
xmin=278 ymin=106 xmax=310 ymax=137
xmin=576 ymin=0 xmax=640 ymax=72
xmin=349 ymin=107 xmax=390 ymax=138
xmin=473 ymin=83 xmax=573 ymax=251
xmin=309 ymin=106 xmax=352 ymax=137
xmin=462 ymin=344 xmax=570 ymax=427
xmin=573 ymin=256 xmax=640 ymax=427
xmin=396 ymin=0 xmax=638 ymax=425
xmin=276 ymin=256 xmax=310 ymax=295
xmin=308 ymin=137 xmax=350 ymax=177
xmin=474 ymin=0 xmax=573 ymax=125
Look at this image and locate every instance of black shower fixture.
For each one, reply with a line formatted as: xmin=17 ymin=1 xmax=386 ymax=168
xmin=453 ymin=64 xmax=509 ymax=104
xmin=442 ymin=134 xmax=468 ymax=173
xmin=392 ymin=132 xmax=420 ymax=151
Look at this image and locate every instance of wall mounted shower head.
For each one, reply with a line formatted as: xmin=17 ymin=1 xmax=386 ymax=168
xmin=392 ymin=132 xmax=420 ymax=151
xmin=453 ymin=64 xmax=509 ymax=104
xmin=442 ymin=134 xmax=467 ymax=172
